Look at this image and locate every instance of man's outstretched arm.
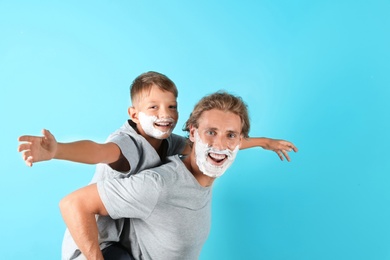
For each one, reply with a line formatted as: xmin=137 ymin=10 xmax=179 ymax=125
xmin=240 ymin=137 xmax=298 ymax=162
xmin=59 ymin=184 xmax=108 ymax=260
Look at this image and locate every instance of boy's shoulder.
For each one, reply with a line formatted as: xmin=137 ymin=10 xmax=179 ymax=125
xmin=107 ymin=120 xmax=140 ymax=140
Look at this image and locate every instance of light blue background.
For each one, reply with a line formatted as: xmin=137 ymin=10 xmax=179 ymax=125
xmin=1 ymin=1 xmax=389 ymax=259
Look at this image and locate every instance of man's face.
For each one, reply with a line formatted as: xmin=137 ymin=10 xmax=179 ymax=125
xmin=190 ymin=109 xmax=242 ymax=177
xmin=131 ymin=84 xmax=178 ymax=139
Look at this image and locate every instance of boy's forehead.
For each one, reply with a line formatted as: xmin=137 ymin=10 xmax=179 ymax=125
xmin=134 ymin=85 xmax=177 ymax=104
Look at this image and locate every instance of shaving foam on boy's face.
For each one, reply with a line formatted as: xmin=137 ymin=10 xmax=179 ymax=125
xmin=193 ymin=130 xmax=239 ymax=178
xmin=138 ymin=112 xmax=176 ymax=139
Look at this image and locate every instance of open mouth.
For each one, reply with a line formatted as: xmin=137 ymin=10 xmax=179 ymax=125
xmin=208 ymin=152 xmax=227 ymax=165
xmin=154 ymin=121 xmax=174 ymax=129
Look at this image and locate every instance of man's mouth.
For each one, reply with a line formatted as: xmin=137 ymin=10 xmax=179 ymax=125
xmin=208 ymin=152 xmax=227 ymax=165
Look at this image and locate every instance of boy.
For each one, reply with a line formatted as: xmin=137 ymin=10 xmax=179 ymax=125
xmin=18 ymin=71 xmax=298 ymax=259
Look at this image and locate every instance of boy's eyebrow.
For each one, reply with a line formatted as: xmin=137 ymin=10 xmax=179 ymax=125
xmin=144 ymin=100 xmax=177 ymax=104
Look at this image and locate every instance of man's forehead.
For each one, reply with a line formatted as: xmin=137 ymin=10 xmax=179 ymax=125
xmin=198 ymin=110 xmax=242 ymax=132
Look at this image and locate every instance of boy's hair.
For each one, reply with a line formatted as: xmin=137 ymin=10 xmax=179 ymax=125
xmin=183 ymin=91 xmax=250 ymax=138
xmin=130 ymin=71 xmax=178 ymax=104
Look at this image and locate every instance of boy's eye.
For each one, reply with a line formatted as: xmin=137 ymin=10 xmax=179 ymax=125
xmin=149 ymin=106 xmax=157 ymax=109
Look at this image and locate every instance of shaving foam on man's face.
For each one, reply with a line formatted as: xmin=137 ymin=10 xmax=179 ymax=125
xmin=194 ymin=130 xmax=239 ymax=178
xmin=138 ymin=112 xmax=176 ymax=139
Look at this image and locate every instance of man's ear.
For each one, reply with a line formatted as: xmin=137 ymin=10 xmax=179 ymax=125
xmin=189 ymin=126 xmax=196 ymax=142
xmin=128 ymin=106 xmax=139 ymax=124
xmin=238 ymin=135 xmax=244 ymax=149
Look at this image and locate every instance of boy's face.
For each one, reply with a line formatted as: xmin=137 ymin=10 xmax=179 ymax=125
xmin=189 ymin=109 xmax=242 ymax=178
xmin=130 ymin=84 xmax=178 ymax=139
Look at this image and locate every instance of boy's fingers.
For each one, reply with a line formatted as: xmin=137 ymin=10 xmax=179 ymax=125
xmin=18 ymin=143 xmax=31 ymax=152
xmin=18 ymin=135 xmax=36 ymax=142
xmin=26 ymin=156 xmax=34 ymax=167
xmin=21 ymin=150 xmax=31 ymax=161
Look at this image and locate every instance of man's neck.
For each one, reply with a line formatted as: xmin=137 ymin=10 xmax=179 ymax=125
xmin=182 ymin=155 xmax=215 ymax=187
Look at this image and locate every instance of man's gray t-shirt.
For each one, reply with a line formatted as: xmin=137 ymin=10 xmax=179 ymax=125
xmin=62 ymin=120 xmax=187 ymax=260
xmin=97 ymin=155 xmax=212 ymax=260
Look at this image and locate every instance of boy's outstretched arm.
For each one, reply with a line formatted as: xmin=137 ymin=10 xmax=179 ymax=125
xmin=60 ymin=183 xmax=107 ymax=260
xmin=240 ymin=137 xmax=298 ymax=162
xmin=18 ymin=129 xmax=121 ymax=167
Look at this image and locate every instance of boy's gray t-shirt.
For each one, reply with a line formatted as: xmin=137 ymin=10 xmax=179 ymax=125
xmin=97 ymin=155 xmax=212 ymax=260
xmin=62 ymin=120 xmax=187 ymax=260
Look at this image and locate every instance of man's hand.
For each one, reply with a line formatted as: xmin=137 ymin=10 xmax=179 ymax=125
xmin=263 ymin=139 xmax=298 ymax=162
xmin=240 ymin=137 xmax=298 ymax=162
xmin=17 ymin=129 xmax=58 ymax=166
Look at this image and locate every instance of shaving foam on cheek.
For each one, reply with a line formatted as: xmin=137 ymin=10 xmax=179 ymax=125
xmin=138 ymin=112 xmax=175 ymax=139
xmin=194 ymin=130 xmax=239 ymax=178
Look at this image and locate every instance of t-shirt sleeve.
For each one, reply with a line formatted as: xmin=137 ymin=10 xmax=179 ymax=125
xmin=97 ymin=170 xmax=163 ymax=219
xmin=107 ymin=132 xmax=142 ymax=174
xmin=167 ymin=134 xmax=187 ymax=155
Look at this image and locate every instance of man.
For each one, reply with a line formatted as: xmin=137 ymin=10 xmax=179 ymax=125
xmin=59 ymin=91 xmax=290 ymax=259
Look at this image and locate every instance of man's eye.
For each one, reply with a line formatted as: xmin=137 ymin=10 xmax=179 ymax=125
xmin=206 ymin=131 xmax=216 ymax=136
xmin=149 ymin=106 xmax=157 ymax=109
xmin=169 ymin=105 xmax=177 ymax=110
xmin=228 ymin=133 xmax=237 ymax=139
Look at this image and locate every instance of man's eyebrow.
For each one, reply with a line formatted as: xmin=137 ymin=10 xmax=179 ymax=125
xmin=204 ymin=127 xmax=218 ymax=131
xmin=204 ymin=127 xmax=240 ymax=134
xmin=226 ymin=130 xmax=240 ymax=135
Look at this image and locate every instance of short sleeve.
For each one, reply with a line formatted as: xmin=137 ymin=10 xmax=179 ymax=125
xmin=108 ymin=133 xmax=142 ymax=174
xmin=97 ymin=170 xmax=163 ymax=219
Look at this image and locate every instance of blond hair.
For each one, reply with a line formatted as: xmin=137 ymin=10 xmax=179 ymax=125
xmin=183 ymin=91 xmax=250 ymax=138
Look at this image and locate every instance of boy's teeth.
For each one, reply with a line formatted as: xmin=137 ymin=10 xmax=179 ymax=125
xmin=156 ymin=122 xmax=170 ymax=126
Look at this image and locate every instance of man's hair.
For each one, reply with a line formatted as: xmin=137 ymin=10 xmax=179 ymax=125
xmin=183 ymin=91 xmax=250 ymax=138
xmin=130 ymin=71 xmax=178 ymax=104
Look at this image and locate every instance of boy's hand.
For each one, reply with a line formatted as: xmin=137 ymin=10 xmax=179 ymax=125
xmin=17 ymin=129 xmax=58 ymax=166
xmin=263 ymin=139 xmax=298 ymax=162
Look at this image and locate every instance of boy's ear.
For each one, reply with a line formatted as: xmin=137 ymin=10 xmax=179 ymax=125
xmin=128 ymin=106 xmax=139 ymax=123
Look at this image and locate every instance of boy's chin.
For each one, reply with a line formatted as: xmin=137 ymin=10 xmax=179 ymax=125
xmin=152 ymin=132 xmax=171 ymax=140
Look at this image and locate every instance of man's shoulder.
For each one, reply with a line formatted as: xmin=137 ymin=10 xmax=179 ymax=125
xmin=146 ymin=155 xmax=183 ymax=175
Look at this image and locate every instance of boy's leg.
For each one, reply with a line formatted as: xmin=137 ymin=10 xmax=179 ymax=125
xmin=102 ymin=243 xmax=134 ymax=260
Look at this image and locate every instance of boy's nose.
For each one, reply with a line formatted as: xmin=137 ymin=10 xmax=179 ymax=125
xmin=158 ymin=107 xmax=172 ymax=118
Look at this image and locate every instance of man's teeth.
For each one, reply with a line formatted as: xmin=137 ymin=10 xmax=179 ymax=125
xmin=209 ymin=153 xmax=226 ymax=161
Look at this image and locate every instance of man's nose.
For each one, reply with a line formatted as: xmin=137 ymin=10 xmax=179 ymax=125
xmin=212 ymin=136 xmax=227 ymax=150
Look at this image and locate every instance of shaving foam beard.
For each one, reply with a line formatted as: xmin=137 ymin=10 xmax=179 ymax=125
xmin=138 ymin=112 xmax=176 ymax=139
xmin=194 ymin=130 xmax=239 ymax=178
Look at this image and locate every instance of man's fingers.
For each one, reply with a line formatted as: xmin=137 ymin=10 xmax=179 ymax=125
xmin=276 ymin=150 xmax=284 ymax=161
xmin=282 ymin=150 xmax=291 ymax=162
